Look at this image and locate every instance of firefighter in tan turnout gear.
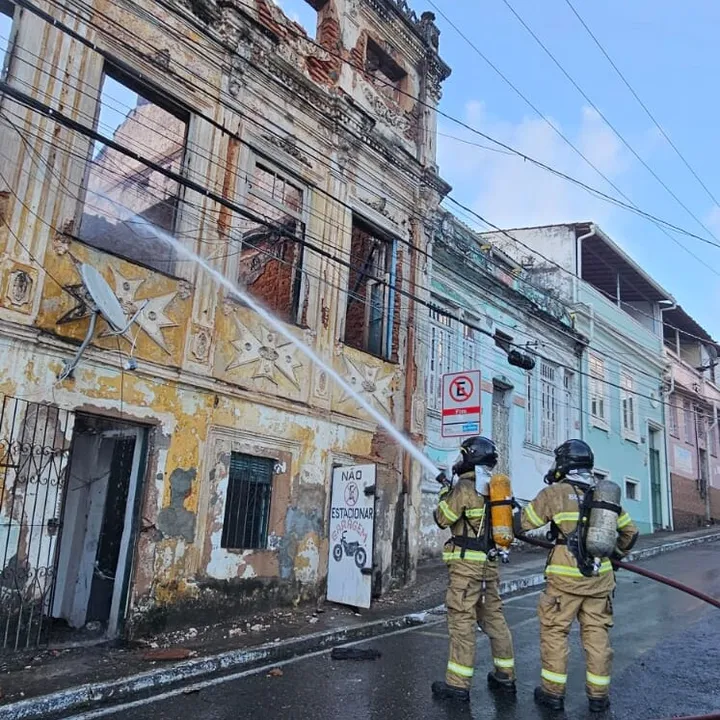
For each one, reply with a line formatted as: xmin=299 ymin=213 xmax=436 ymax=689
xmin=431 ymin=436 xmax=516 ymax=703
xmin=517 ymin=439 xmax=639 ymax=713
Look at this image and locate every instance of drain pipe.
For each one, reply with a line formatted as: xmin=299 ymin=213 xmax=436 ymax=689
xmin=664 ymin=373 xmax=676 ymax=530
xmin=574 ymin=226 xmax=594 ymax=441
xmin=707 ymin=402 xmax=718 ymax=523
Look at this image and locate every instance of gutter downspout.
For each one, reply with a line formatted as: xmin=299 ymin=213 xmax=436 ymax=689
xmin=664 ymin=373 xmax=675 ymax=530
xmin=575 ymin=226 xmax=595 ymax=440
xmin=660 ymin=302 xmax=678 ymax=530
xmin=706 ymin=402 xmax=718 ymax=523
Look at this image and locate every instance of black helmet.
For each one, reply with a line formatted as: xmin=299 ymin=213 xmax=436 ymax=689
xmin=452 ymin=436 xmax=498 ymax=476
xmin=545 ymin=439 xmax=594 ymax=483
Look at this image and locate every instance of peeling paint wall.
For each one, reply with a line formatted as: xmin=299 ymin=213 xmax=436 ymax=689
xmin=419 ymin=215 xmax=582 ymax=561
xmin=0 ymin=0 xmax=450 ymax=633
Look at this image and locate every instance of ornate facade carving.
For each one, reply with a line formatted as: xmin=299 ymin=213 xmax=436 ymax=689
xmin=227 ymin=317 xmax=303 ymax=387
xmin=190 ymin=324 xmax=213 ymax=363
xmin=260 ymin=133 xmax=314 ymax=168
xmin=4 ymin=267 xmax=34 ymax=309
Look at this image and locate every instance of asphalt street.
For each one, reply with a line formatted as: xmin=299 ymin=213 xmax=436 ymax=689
xmin=67 ymin=545 xmax=720 ymax=720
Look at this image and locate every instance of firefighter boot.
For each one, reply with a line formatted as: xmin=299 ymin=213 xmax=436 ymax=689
xmin=534 ymin=686 xmax=565 ymax=711
xmin=588 ymin=695 xmax=611 ymax=713
xmin=431 ymin=681 xmax=470 ymax=702
xmin=487 ymin=671 xmax=517 ymax=694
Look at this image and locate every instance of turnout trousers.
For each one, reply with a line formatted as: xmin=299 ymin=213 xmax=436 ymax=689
xmin=538 ymin=588 xmax=614 ymax=699
xmin=445 ymin=558 xmax=515 ymax=689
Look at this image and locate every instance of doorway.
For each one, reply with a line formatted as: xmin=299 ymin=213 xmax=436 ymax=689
xmin=492 ymin=382 xmax=512 ymax=475
xmin=648 ymin=426 xmax=663 ymax=530
xmin=52 ymin=415 xmax=146 ymax=638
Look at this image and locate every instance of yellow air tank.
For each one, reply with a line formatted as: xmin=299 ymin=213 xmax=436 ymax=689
xmin=489 ymin=473 xmax=514 ymax=551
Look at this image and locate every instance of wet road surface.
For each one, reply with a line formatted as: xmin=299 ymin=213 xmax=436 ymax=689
xmin=69 ymin=545 xmax=720 ymax=720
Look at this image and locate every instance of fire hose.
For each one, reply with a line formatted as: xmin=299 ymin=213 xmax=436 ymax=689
xmin=517 ymin=533 xmax=720 ymax=720
xmin=516 ymin=533 xmax=720 ymax=610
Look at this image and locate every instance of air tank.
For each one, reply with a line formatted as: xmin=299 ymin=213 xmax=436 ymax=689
xmin=489 ymin=473 xmax=514 ymax=551
xmin=585 ymin=478 xmax=621 ymax=560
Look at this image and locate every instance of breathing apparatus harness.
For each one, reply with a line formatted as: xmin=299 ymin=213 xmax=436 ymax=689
xmin=448 ymin=468 xmax=495 ymax=560
xmin=546 ymin=471 xmax=621 ymax=577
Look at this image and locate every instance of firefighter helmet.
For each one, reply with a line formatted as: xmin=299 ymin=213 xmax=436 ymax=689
xmin=545 ymin=439 xmax=594 ymax=484
xmin=452 ymin=436 xmax=498 ymax=476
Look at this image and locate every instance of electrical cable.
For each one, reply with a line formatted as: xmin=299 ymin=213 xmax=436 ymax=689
xmin=19 ymin=0 xmax=720 ymax=255
xmin=500 ymin=0 xmax=720 ymax=246
xmin=562 ymin=0 xmax=720 ymax=213
xmin=2 ymin=111 xmax=700 ymax=431
xmin=426 ymin=0 xmax=720 ymax=278
xmin=5 ymin=0 xmax=719 ymax=348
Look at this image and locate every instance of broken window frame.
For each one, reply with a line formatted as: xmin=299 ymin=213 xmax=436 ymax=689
xmin=237 ymin=152 xmax=309 ymax=326
xmin=620 ymin=370 xmax=638 ymax=440
xmin=221 ymin=452 xmax=275 ymax=551
xmin=365 ymin=37 xmax=407 ymax=104
xmin=344 ymin=217 xmax=398 ymax=361
xmin=539 ymin=360 xmax=558 ymax=451
xmin=76 ymin=63 xmax=190 ymax=276
xmin=426 ymin=301 xmax=456 ymax=412
xmin=0 ymin=0 xmax=17 ymax=80
xmin=589 ymin=354 xmax=609 ymax=429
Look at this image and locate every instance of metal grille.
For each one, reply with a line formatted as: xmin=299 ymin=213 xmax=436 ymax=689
xmin=221 ymin=453 xmax=274 ymax=550
xmin=0 ymin=396 xmax=73 ymax=650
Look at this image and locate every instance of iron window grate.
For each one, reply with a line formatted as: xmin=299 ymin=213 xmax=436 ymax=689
xmin=221 ymin=453 xmax=275 ymax=550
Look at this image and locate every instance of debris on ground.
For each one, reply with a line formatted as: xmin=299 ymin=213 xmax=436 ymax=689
xmin=141 ymin=648 xmax=197 ymax=661
xmin=267 ymin=667 xmax=284 ymax=677
xmin=330 ymin=648 xmax=382 ymax=661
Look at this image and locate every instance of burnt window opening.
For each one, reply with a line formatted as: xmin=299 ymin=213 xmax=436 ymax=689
xmin=365 ymin=38 xmax=406 ymax=104
xmin=238 ymin=158 xmax=307 ymax=325
xmin=344 ymin=217 xmax=397 ymax=360
xmin=78 ymin=65 xmax=189 ymax=275
xmin=494 ymin=330 xmax=513 ymax=353
xmin=221 ymin=452 xmax=275 ymax=551
xmin=1 ymin=0 xmax=15 ymax=78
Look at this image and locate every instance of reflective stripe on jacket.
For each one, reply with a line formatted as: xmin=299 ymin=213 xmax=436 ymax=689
xmin=521 ymin=480 xmax=639 ymax=595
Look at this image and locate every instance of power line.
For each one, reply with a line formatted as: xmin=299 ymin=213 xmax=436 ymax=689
xmin=5 ymin=0 xmax=714 ymax=379
xmin=0 ymin=8 xmax=702 ymax=379
xmin=1 ymin=94 xmax=681 ymax=408
xmin=26 ymin=0 xmax=720 ymax=256
xmin=426 ymin=0 xmax=720 ymax=279
xmin=562 ymin=0 xmax=720 ymax=212
xmin=500 ymin=0 xmax=720 ymax=246
xmin=9 ymin=0 xmax=716 ymax=350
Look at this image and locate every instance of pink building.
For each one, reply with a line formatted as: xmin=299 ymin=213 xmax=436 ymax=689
xmin=664 ymin=307 xmax=720 ymax=529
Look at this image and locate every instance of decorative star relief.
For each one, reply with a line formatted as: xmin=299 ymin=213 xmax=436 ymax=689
xmin=227 ymin=318 xmax=302 ymax=388
xmin=108 ymin=268 xmax=178 ymax=354
xmin=56 ymin=264 xmax=178 ymax=355
xmin=340 ymin=355 xmax=394 ymax=416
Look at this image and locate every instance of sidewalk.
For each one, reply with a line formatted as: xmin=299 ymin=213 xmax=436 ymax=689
xmin=1 ymin=526 xmax=718 ymax=719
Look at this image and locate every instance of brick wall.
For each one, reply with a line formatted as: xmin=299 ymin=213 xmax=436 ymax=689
xmin=672 ymin=472 xmax=717 ymax=530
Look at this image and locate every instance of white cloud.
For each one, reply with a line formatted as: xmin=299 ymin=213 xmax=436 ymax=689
xmin=437 ymin=104 xmax=633 ymax=230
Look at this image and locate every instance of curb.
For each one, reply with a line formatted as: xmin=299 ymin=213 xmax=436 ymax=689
xmin=3 ymin=531 xmax=719 ymax=720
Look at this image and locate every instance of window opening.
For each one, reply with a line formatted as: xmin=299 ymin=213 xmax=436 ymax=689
xmin=221 ymin=453 xmax=274 ymax=550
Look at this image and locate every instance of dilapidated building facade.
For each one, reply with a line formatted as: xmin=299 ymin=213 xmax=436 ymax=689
xmin=0 ymin=0 xmax=449 ymax=646
xmin=663 ymin=306 xmax=720 ymax=530
xmin=419 ymin=213 xmax=584 ymax=558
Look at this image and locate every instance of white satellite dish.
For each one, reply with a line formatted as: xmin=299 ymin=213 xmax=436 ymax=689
xmin=81 ymin=263 xmax=127 ymax=333
xmin=58 ymin=263 xmax=143 ymax=381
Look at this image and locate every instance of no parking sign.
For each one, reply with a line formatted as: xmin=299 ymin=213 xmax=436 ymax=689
xmin=441 ymin=370 xmax=481 ymax=437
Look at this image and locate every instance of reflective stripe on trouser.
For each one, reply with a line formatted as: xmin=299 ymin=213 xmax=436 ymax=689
xmin=537 ymin=590 xmax=614 ymax=698
xmin=476 ymin=572 xmax=515 ymax=677
xmin=445 ymin=560 xmax=515 ymax=689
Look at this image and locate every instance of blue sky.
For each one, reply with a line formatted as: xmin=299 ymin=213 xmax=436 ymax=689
xmin=4 ymin=1 xmax=720 ymax=338
xmin=279 ymin=0 xmax=720 ymax=339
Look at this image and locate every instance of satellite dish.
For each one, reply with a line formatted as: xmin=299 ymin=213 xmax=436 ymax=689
xmin=57 ymin=263 xmax=143 ymax=381
xmin=81 ymin=263 xmax=127 ymax=333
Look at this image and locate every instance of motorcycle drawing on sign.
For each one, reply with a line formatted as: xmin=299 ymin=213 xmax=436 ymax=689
xmin=332 ymin=531 xmax=367 ymax=569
